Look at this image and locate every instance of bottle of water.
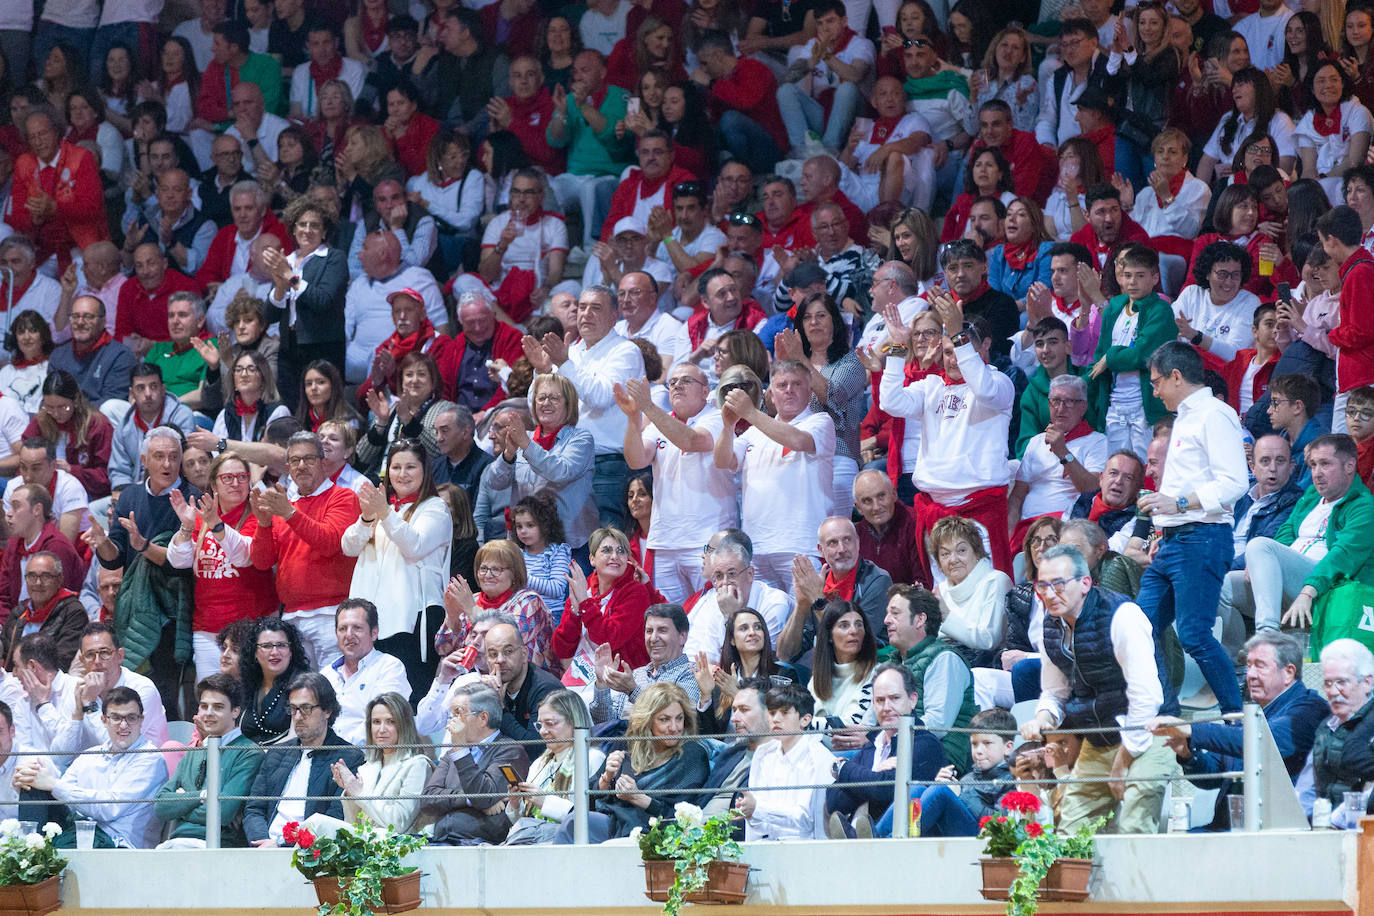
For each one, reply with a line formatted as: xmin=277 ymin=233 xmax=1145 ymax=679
xmin=1169 ymin=799 xmax=1190 ymax=833
xmin=1313 ymin=798 xmax=1333 ymax=829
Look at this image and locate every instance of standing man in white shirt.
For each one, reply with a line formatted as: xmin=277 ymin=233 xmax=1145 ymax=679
xmin=612 ymin=271 xmax=688 ymax=377
xmin=714 ymin=360 xmax=837 ymax=590
xmin=1235 ymin=0 xmax=1292 ymax=72
xmin=740 ymin=682 xmax=837 ymax=841
xmin=320 ymin=599 xmax=412 ymax=746
xmin=523 ymin=284 xmax=645 ymax=528
xmin=1136 ymin=341 xmax=1249 ymax=717
xmin=616 ymin=367 xmax=736 ymax=603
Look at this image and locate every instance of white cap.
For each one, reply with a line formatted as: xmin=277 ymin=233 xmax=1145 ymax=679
xmin=612 ymin=216 xmax=648 ymax=238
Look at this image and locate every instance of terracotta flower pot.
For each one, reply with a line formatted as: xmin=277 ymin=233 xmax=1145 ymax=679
xmin=643 ymin=859 xmax=676 ymax=902
xmin=313 ymin=870 xmax=422 ymax=914
xmin=0 ymin=874 xmax=62 ymax=916
xmin=642 ymin=859 xmax=750 ymax=905
xmin=979 ymin=857 xmax=1019 ymax=900
xmin=1043 ymin=858 xmax=1093 ymax=901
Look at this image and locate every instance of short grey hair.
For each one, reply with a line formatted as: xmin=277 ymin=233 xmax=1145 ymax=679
xmin=1039 ymin=544 xmax=1091 ymax=579
xmin=1321 ymin=638 xmax=1374 ymax=680
xmin=471 ymin=609 xmax=513 ymax=629
xmin=140 ymin=425 xmax=184 ymax=459
xmin=438 ymin=404 xmax=476 ymax=430
xmin=713 ymin=527 xmax=753 ymax=565
xmin=29 ymin=551 xmax=63 ymax=577
xmin=229 ymin=180 xmax=267 ymax=208
xmin=1049 ymin=374 xmax=1088 ymax=401
xmin=168 ymin=290 xmax=206 ymax=320
xmin=579 ymin=283 xmax=617 ymax=311
xmin=881 ymin=260 xmax=920 ymax=296
xmin=456 ymin=289 xmax=495 ymax=314
xmin=0 ymin=236 xmax=36 ymax=267
xmin=1059 ymin=518 xmax=1107 ymax=553
xmin=286 ymin=430 xmax=324 ymax=458
xmin=456 ymin=683 xmax=504 ymax=726
xmin=1243 ymin=631 xmax=1303 ymax=673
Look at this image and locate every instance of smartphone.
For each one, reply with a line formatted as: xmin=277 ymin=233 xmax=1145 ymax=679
xmin=881 ymin=25 xmax=897 ymax=35
xmin=626 ymin=97 xmax=641 ymax=117
xmin=1276 ymin=282 xmax=1291 ymax=305
xmin=1061 ymin=160 xmax=1080 ymax=180
xmin=499 ymin=764 xmax=521 ymax=786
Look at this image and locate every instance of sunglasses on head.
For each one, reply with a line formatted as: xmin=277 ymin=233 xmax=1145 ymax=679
xmin=674 ymin=181 xmax=704 ymax=197
xmin=903 ymin=37 xmax=930 ymax=48
xmin=728 ymin=211 xmax=760 ymax=227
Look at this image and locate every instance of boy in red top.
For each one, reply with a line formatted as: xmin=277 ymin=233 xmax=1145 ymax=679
xmin=1317 ymin=206 xmax=1374 ymax=432
xmin=5 ymin=111 xmax=108 ymax=275
xmin=1344 ymin=386 xmax=1374 ymax=485
xmin=692 ymin=31 xmax=786 ymax=174
xmin=248 ymin=431 xmax=360 ymax=668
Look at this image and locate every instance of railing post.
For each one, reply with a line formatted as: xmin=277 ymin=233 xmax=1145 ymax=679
xmin=891 ymin=715 xmax=914 ymax=839
xmin=1242 ymin=702 xmax=1261 ymax=832
xmin=205 ymin=735 xmax=222 ymax=850
xmin=572 ymin=726 xmax=589 ymax=846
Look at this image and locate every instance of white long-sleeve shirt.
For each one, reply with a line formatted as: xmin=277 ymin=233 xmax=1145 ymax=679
xmin=1171 ymin=285 xmax=1259 ymax=362
xmin=1036 ymin=597 xmax=1162 ymax=756
xmin=1131 ymin=173 xmax=1211 ymax=239
xmin=321 ymin=648 xmax=414 ymax=746
xmin=49 ymin=669 xmax=169 ymax=766
xmin=684 ymin=580 xmax=794 ymax=664
xmin=556 ymin=331 xmax=645 ymax=454
xmin=1155 ymin=386 xmax=1249 ymax=527
xmin=51 ymin=736 xmax=169 ymax=847
xmin=745 ymin=736 xmax=837 ymax=841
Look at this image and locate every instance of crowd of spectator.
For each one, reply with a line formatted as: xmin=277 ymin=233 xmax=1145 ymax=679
xmin=0 ymin=0 xmax=1367 ymax=851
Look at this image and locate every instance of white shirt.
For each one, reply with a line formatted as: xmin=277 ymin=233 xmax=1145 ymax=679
xmin=1290 ymin=498 xmax=1335 ymax=559
xmin=1203 ymin=110 xmax=1297 ymax=164
xmin=290 ymin=57 xmax=367 ymax=117
xmin=343 ymin=266 xmax=447 ymax=383
xmin=641 ymin=407 xmax=737 ymax=550
xmin=480 ymin=210 xmax=568 ymax=287
xmin=1171 ymin=285 xmax=1259 ymax=362
xmin=1294 ymin=99 xmax=1374 ymax=176
xmin=225 ymin=113 xmax=290 ymax=177
xmin=40 ymin=0 xmax=98 ymax=28
xmin=615 ymin=309 xmax=690 ymax=370
xmin=1235 ymin=7 xmax=1293 ymax=71
xmin=0 ymin=394 xmax=30 ymax=460
xmin=99 ymin=0 xmax=162 ymax=25
xmin=557 ymin=331 xmax=646 ymax=454
xmin=745 ymin=736 xmax=837 ymax=841
xmin=1154 ymin=386 xmax=1249 ymax=527
xmin=321 ymin=648 xmax=414 ymax=745
xmin=654 ymin=224 xmax=726 ymax=266
xmin=1036 ymin=597 xmax=1162 ymax=756
xmin=1131 ymin=173 xmax=1211 ymax=239
xmin=1036 ymin=55 xmax=1100 ymax=147
xmin=1016 ymin=429 xmax=1109 ymax=518
xmin=270 ymin=246 xmax=332 ymax=328
xmin=733 ymin=406 xmax=836 ymax=555
xmin=786 ymin=34 xmax=876 ymax=100
xmin=5 ymin=470 xmax=90 ymax=530
xmin=849 ymin=113 xmax=929 ymax=166
xmin=49 ymin=668 xmax=169 ymax=765
xmin=4 ymin=274 xmax=64 ymax=339
xmin=906 ymin=88 xmax=971 ymax=142
xmin=857 ymin=294 xmax=928 ymax=350
xmin=579 ymin=0 xmax=629 ymax=55
xmin=683 ymin=578 xmax=794 ymax=664
xmin=51 ymin=735 xmax=168 ymax=847
xmin=268 ymin=747 xmax=313 ymax=844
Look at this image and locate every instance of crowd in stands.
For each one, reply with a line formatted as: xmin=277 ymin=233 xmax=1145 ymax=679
xmin=0 ymin=0 xmax=1368 ymax=850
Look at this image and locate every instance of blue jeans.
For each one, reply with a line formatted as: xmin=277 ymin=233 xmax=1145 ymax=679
xmin=718 ymin=110 xmax=782 ymax=176
xmin=1114 ymin=136 xmax=1155 ymax=194
xmin=776 ymin=82 xmax=863 ymax=154
xmin=1011 ymin=657 xmax=1041 ymax=704
xmin=873 ymin=784 xmax=980 ymax=837
xmin=33 ymin=22 xmax=95 ymax=74
xmin=1136 ymin=523 xmax=1243 ymax=715
xmin=592 ymin=453 xmax=629 ymax=530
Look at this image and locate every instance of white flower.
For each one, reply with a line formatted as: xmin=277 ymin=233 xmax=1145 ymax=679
xmin=23 ymin=834 xmax=43 ymax=850
xmin=673 ymin=802 xmax=703 ymax=827
xmin=648 ymin=817 xmax=660 ymax=827
xmin=629 ymin=827 xmax=643 ymax=839
xmin=0 ymin=819 xmax=19 ymax=837
xmin=41 ymin=824 xmax=60 ymax=839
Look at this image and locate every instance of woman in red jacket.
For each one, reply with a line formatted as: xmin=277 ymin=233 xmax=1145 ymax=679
xmin=553 ymin=527 xmax=657 ymax=675
xmin=26 ymin=371 xmax=114 ymax=499
xmin=165 ymin=451 xmax=280 ymax=681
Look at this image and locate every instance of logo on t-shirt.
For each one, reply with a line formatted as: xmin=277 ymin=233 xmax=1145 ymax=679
xmin=937 ymin=391 xmax=966 ymax=418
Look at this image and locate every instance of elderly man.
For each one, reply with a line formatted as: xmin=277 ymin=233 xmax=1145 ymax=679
xmin=716 ymin=360 xmax=836 ymax=588
xmin=545 ymin=49 xmax=632 ymax=243
xmin=650 ymin=181 xmax=726 ymax=277
xmin=478 ymin=168 xmax=568 ymax=324
xmin=115 ymin=243 xmax=204 ymax=350
xmin=852 ymin=470 xmax=922 ymax=588
xmin=683 ymin=529 xmax=794 ymax=663
xmin=289 ymin=23 xmax=365 ymax=119
xmin=243 ymin=673 xmax=363 ymax=846
xmin=838 ymin=77 xmax=934 ymax=212
xmin=347 ymin=179 xmax=437 ymax=276
xmin=224 ymin=81 xmax=290 ymax=178
xmin=17 ymin=686 xmax=167 ymax=847
xmin=1008 ymin=375 xmax=1108 ymax=546
xmin=445 ymin=290 xmax=523 ymax=413
xmin=321 ymin=599 xmax=411 ymax=745
xmin=856 ymin=258 xmax=925 ymax=349
xmin=694 ymin=31 xmax=786 ymax=174
xmin=123 ymin=170 xmax=216 ymax=277
xmin=1066 ymin=450 xmax=1146 ymax=548
xmin=207 ymin=233 xmax=280 ymax=335
xmin=0 ymin=550 xmax=87 ymax=667
xmin=197 ymin=135 xmax=253 ymax=228
xmin=108 ymin=364 xmax=197 ymax=494
xmin=591 ymin=604 xmax=698 ymax=724
xmin=432 ymin=405 xmax=493 ymax=504
xmin=487 ymin=55 xmax=562 ymax=175
xmin=344 ymin=233 xmax=447 ymax=384
xmin=0 ymin=485 xmax=82 ymax=608
xmin=69 ymin=240 xmax=127 ymax=329
xmin=5 ymin=109 xmax=107 ymax=274
xmin=1304 ymin=639 xmax=1374 ymax=819
xmin=0 ymin=236 xmax=63 ymax=330
xmin=1022 ymin=545 xmax=1176 ymax=833
xmin=1014 ymin=317 xmax=1082 ymax=456
xmin=482 ymin=616 xmax=562 ymax=751
xmin=524 ymin=284 xmax=645 ymax=528
xmin=7 ymin=439 xmax=89 ymax=543
xmin=618 ymin=368 xmax=735 ymax=602
xmin=798 ymin=156 xmax=869 ymax=247
xmin=145 ymin=292 xmax=221 ymax=412
xmin=422 ymin=683 xmax=530 ymax=846
xmin=780 ymin=516 xmax=893 ymax=661
xmin=249 ymin=432 xmax=361 ymax=668
xmin=601 ymin=131 xmax=694 ymax=241
xmin=710 ymin=161 xmax=754 ymax=227
xmin=122 ymin=136 xmax=195 ymax=232
xmin=197 ymin=181 xmax=289 ymax=290
xmin=1058 ymin=518 xmax=1143 ymax=599
xmin=582 ymin=217 xmax=675 ymax=296
xmin=772 ymin=202 xmax=877 ymax=316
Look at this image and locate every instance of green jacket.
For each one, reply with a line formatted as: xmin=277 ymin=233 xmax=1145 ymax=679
xmin=1016 ymin=362 xmax=1094 ymax=458
xmin=146 ymin=336 xmax=215 ymax=398
xmin=241 ymin=52 xmax=285 ymax=116
xmin=1089 ymin=293 xmax=1175 ymax=425
xmin=1277 ymin=477 xmax=1374 ymax=595
xmin=546 ymin=86 xmax=632 ymax=177
xmin=879 ymin=635 xmax=976 ymax=773
xmin=154 ymin=734 xmax=265 ymax=846
xmin=114 ymin=531 xmax=194 ymax=671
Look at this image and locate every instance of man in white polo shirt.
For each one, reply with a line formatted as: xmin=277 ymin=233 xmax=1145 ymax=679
xmin=714 ymin=359 xmax=836 ymax=590
xmin=613 ymin=271 xmax=688 ymax=379
xmin=320 ymin=599 xmax=411 ymax=745
xmin=616 ymin=365 xmax=737 ymax=603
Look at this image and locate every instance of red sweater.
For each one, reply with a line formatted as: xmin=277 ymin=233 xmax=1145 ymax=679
xmin=22 ymin=413 xmax=113 ymax=499
xmin=759 ymin=205 xmax=816 ymax=252
xmin=195 ymin=214 xmax=293 ymax=288
xmin=114 ymin=269 xmax=204 ymax=342
xmin=249 ymin=483 xmax=360 ymax=613
xmin=972 ymin=130 xmax=1053 ymax=204
xmin=707 ymin=58 xmax=787 ymax=152
xmin=602 ymin=164 xmax=695 ymax=240
xmin=0 ymin=522 xmax=84 ymax=610
xmin=390 ymin=113 xmax=441 ymax=178
xmin=6 ymin=143 xmax=108 ymax=273
xmin=188 ymin=508 xmax=279 ymax=631
xmin=1331 ymin=247 xmax=1374 ymax=391
xmin=505 ymin=89 xmax=564 ymax=176
xmin=1221 ymin=348 xmax=1278 ymax=413
xmin=552 ymin=574 xmax=655 ymax=670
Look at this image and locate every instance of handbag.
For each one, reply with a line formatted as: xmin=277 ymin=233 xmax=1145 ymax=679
xmin=1311 ymin=580 xmax=1374 ymax=657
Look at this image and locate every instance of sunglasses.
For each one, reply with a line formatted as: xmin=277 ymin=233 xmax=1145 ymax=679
xmin=727 ymin=211 xmax=760 ymax=227
xmin=673 ymin=181 xmax=704 ymax=197
xmin=903 ymin=37 xmax=930 ymax=48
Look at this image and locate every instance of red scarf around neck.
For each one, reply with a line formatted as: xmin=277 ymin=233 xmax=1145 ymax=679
xmin=476 ymin=588 xmax=515 ymax=610
xmin=389 ymin=492 xmax=418 ymax=510
xmin=1166 ymin=169 xmax=1188 ymax=199
xmin=380 ymin=319 xmax=436 ymax=365
xmin=361 ymin=10 xmax=389 ymax=52
xmin=67 ymin=123 xmax=99 ymax=144
xmin=310 ymin=54 xmax=344 ymax=89
xmin=1053 ymin=293 xmax=1081 ymax=317
xmin=886 ymin=363 xmax=943 ymax=483
xmin=1088 ymin=491 xmax=1128 ymax=522
xmin=1002 ymin=240 xmax=1038 ymax=271
xmin=74 ymin=331 xmax=112 ymax=358
xmin=308 ymin=407 xmax=326 ymax=431
xmin=829 ymin=27 xmax=857 ymax=56
xmin=1313 ymin=103 xmax=1342 ymax=137
xmin=0 ymin=274 xmax=35 ymax=311
xmin=532 ymin=424 xmax=560 ymax=450
xmin=234 ymin=396 xmax=259 ymax=416
xmin=133 ymin=404 xmax=162 ymax=433
xmin=24 ymin=589 xmax=75 ymax=626
xmin=868 ymin=116 xmax=902 ymax=144
xmin=956 ymin=280 xmax=990 ymax=307
xmin=823 ymin=562 xmax=858 ymax=600
xmin=10 ymin=353 xmax=43 ymax=369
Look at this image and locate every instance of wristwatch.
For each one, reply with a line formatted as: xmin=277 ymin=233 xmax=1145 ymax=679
xmin=217 ymin=438 xmax=227 ymax=453
xmin=82 ymin=702 xmax=99 ymax=714
xmin=1176 ymin=496 xmax=1189 ymax=513
xmin=1059 ymin=453 xmax=1077 ymax=466
xmin=949 ymin=330 xmax=972 ymax=347
xmin=1190 ymin=330 xmax=1204 ymax=346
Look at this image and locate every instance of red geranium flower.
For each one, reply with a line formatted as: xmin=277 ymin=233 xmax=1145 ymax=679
xmin=999 ymin=791 xmax=1043 ymax=815
xmin=297 ymin=829 xmax=316 ymax=848
xmin=283 ymin=822 xmax=300 ymax=844
xmin=979 ymin=815 xmax=994 ymax=829
xmin=996 ymin=816 xmax=1008 ymax=823
xmin=1025 ymin=822 xmax=1044 ymax=838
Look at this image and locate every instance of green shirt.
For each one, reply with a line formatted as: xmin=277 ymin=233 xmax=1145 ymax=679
xmin=546 ymin=85 xmax=632 ymax=177
xmin=241 ymin=52 xmax=285 ymax=116
xmin=147 ymin=337 xmax=216 ymax=398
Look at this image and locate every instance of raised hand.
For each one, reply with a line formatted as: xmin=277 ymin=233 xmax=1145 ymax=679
xmin=357 ymin=480 xmax=390 ymax=520
xmin=881 ymin=301 xmax=913 ymax=347
xmin=198 ymin=493 xmax=223 ymax=533
xmin=443 ymin=576 xmax=477 ymax=629
xmin=567 ymin=561 xmax=589 ymax=607
xmin=612 ymin=382 xmax=639 ymax=418
xmin=118 ymin=512 xmax=148 ymax=552
xmin=169 ymin=489 xmax=198 ymax=530
xmin=364 ymin=386 xmax=391 ymax=426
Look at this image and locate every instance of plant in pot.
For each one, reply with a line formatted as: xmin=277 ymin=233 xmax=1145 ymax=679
xmin=636 ymin=802 xmax=748 ymax=915
xmin=286 ymin=815 xmax=426 ymax=916
xmin=977 ymin=792 xmax=1106 ymax=915
xmin=0 ymin=820 xmax=67 ymax=916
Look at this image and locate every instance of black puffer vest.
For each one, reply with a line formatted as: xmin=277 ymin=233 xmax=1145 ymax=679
xmin=1042 ymin=588 xmax=1132 ymax=748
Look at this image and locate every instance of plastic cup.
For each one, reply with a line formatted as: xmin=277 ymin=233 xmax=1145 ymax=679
xmin=18 ymin=822 xmax=35 ymax=836
xmin=75 ymin=820 xmax=96 ymax=850
xmin=1345 ymin=791 xmax=1364 ymax=818
xmin=1228 ymin=795 xmax=1245 ymax=831
xmin=1259 ymin=256 xmax=1274 ymax=277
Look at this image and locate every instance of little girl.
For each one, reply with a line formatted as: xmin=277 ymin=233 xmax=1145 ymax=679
xmin=510 ymin=493 xmax=572 ymax=622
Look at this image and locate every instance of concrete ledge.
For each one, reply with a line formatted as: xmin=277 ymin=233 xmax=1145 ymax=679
xmin=45 ymin=831 xmax=1355 ymax=914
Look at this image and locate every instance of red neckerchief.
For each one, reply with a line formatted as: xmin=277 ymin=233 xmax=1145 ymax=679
xmin=1086 ymin=232 xmax=1113 ymax=264
xmin=379 ymin=318 xmax=436 ymax=364
xmin=1087 ymin=492 xmax=1123 ymax=522
xmin=1166 ymin=170 xmax=1187 ymax=198
xmin=869 ymin=116 xmax=901 ymax=144
xmin=1053 ymin=293 xmax=1081 ymax=316
xmin=132 ymin=405 xmax=162 ymax=433
xmin=1064 ymin=419 xmax=1095 ymax=441
xmin=13 ymin=531 xmax=41 ymax=560
xmin=823 ymin=563 xmax=858 ymax=600
xmin=0 ymin=274 xmax=35 ymax=311
xmin=508 ymin=87 xmax=553 ymax=126
xmin=219 ymin=500 xmax=249 ymax=531
xmin=686 ymin=299 xmax=767 ymax=347
xmin=389 ymin=492 xmax=418 ymax=510
xmin=42 ymin=474 xmax=57 ymax=499
xmin=73 ymin=331 xmax=112 ymax=358
xmin=532 ymin=424 xmax=560 ymax=450
xmin=309 ymin=54 xmax=343 ymax=89
xmin=234 ymin=396 xmax=259 ymax=416
xmin=171 ymin=338 xmax=196 ymax=355
xmin=476 ymin=587 xmax=515 ymax=609
xmin=23 ymin=588 xmax=74 ymax=625
xmin=10 ymin=353 xmax=43 ymax=369
xmin=361 ymin=10 xmax=388 ymax=52
xmin=885 ymin=363 xmax=943 ymax=484
xmin=830 ymin=27 xmax=857 ymax=55
xmin=1314 ymin=103 xmax=1342 ymax=137
xmin=308 ymin=407 xmax=326 ymax=431
xmin=66 ymin=122 xmax=99 ymax=144
xmin=636 ymin=168 xmax=673 ymax=200
xmin=1233 ymin=169 xmax=1249 ymax=185
xmin=956 ymin=281 xmax=990 ymax=307
xmin=1002 ymin=240 xmax=1037 ymax=271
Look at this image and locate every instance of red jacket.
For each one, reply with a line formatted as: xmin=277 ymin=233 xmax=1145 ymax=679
xmin=552 ymin=574 xmax=656 ymax=670
xmin=505 ymin=89 xmax=564 ymax=176
xmin=1331 ymin=247 xmax=1374 ymax=391
xmin=195 ymin=214 xmax=293 ymax=288
xmin=114 ymin=269 xmax=204 ymax=342
xmin=759 ymin=205 xmax=816 ymax=252
xmin=22 ymin=413 xmax=114 ymax=499
xmin=1222 ymin=348 xmax=1278 ymax=413
xmin=798 ymin=191 xmax=867 ymax=248
xmin=249 ymin=482 xmax=360 ymax=613
xmin=188 ymin=508 xmax=279 ymax=632
xmin=707 ymin=57 xmax=787 ymax=152
xmin=972 ymin=130 xmax=1053 ymax=204
xmin=447 ymin=322 xmax=524 ymax=408
xmin=1069 ymin=215 xmax=1150 ymax=269
xmin=601 ymin=164 xmax=695 ymax=240
xmin=0 ymin=522 xmax=84 ymax=610
xmin=6 ymin=142 xmax=108 ymax=273
xmin=389 ymin=113 xmax=441 ymax=178
xmin=605 ymin=39 xmax=688 ymax=91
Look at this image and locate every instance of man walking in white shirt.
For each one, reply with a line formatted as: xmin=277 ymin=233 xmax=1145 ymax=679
xmin=1137 ymin=341 xmax=1249 ymax=715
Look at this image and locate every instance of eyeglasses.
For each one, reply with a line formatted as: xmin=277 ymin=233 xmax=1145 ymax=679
xmin=1324 ymin=676 xmax=1369 ymax=690
xmin=1027 ymin=535 xmax=1059 ymax=549
xmin=295 ymin=220 xmax=323 ymax=230
xmin=217 ymin=471 xmax=250 ymax=484
xmin=596 ymin=544 xmax=630 ymax=557
xmin=1032 ymin=577 xmax=1081 ymax=595
xmin=233 ymin=364 xmax=261 ymax=375
xmin=913 ymin=328 xmax=942 ymax=340
xmin=257 ymin=641 xmax=289 ymax=652
xmin=287 ymin=455 xmax=320 ymax=466
xmin=667 ymin=377 xmax=705 ymax=390
xmin=534 ymin=394 xmax=564 ymax=404
xmin=727 ymin=212 xmax=760 ymax=227
xmin=1347 ymin=407 xmax=1374 ymax=422
xmin=105 ymin=713 xmax=143 ymax=725
xmin=1210 ymin=268 xmax=1243 ymax=282
xmin=1269 ymin=397 xmax=1293 ymax=408
xmin=23 ymin=571 xmax=59 ymax=581
xmin=81 ymin=647 xmax=116 ymax=661
xmin=40 ymin=402 xmax=74 ymax=413
xmin=477 ymin=565 xmax=509 ymax=577
xmin=1247 ymin=145 xmax=1272 ymax=155
xmin=673 ymin=181 xmax=704 ymax=197
xmin=1048 ymin=398 xmax=1085 ymax=408
xmin=712 ymin=567 xmax=747 ymax=582
xmin=287 ymin=704 xmax=320 ymax=717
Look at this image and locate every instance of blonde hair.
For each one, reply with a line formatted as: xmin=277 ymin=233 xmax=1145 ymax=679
xmin=627 ymin=682 xmax=695 ymax=772
xmin=930 ymin=516 xmax=987 ymax=564
xmin=980 ymin=27 xmax=1032 ymax=81
xmin=345 ymin=124 xmax=393 ymax=180
xmin=474 ymin=540 xmax=528 ymax=590
xmin=531 ymin=373 xmax=580 ymax=426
